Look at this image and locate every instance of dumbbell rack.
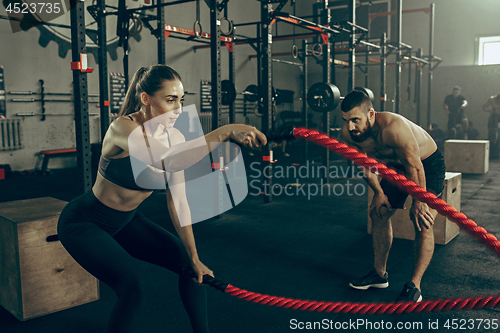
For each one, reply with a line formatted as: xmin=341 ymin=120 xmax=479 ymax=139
xmin=109 ymin=73 xmax=126 ymax=115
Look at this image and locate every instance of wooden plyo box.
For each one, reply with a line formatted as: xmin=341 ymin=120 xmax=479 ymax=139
xmin=445 ymin=140 xmax=489 ymax=174
xmin=0 ymin=197 xmax=99 ymax=321
xmin=367 ymin=172 xmax=461 ymax=245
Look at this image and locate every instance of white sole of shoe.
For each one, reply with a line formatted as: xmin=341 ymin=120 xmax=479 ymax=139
xmin=348 ymin=282 xmax=389 ymax=290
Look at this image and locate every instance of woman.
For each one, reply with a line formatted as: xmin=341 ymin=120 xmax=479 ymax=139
xmin=57 ymin=65 xmax=266 ymax=333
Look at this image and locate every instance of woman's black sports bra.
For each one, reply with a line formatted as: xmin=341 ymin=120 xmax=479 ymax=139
xmin=98 ymin=116 xmax=171 ymax=191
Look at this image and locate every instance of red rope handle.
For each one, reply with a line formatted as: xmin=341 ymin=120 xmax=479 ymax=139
xmin=208 ymin=128 xmax=500 ymax=314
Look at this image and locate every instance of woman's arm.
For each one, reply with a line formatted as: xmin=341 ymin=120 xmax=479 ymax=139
xmin=166 ymin=170 xmax=214 ymax=283
xmin=108 ymin=118 xmax=266 ymax=173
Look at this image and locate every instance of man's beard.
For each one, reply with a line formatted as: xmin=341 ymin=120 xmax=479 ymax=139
xmin=349 ymin=119 xmax=372 ymax=142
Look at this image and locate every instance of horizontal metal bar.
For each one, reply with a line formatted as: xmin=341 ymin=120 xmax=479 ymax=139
xmin=11 ymin=98 xmax=71 ymax=102
xmin=8 ymin=91 xmax=74 ymax=96
xmin=273 ymin=13 xmax=341 ymax=35
xmin=16 ymin=112 xmax=102 ymax=117
xmin=369 ymin=7 xmax=431 ymax=21
xmin=233 ymin=21 xmax=261 ymax=27
xmin=195 ymin=33 xmax=318 ymax=50
xmin=402 ymin=55 xmax=429 ymax=64
xmin=359 ymin=40 xmax=381 ymax=49
xmin=272 ymin=59 xmax=303 ymax=66
xmin=126 ymin=0 xmax=196 ymax=13
xmin=399 ymin=41 xmax=413 ymax=50
xmin=334 ymin=21 xmax=369 ymax=33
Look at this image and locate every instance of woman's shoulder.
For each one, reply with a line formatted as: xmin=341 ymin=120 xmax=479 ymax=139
xmin=110 ymin=114 xmax=142 ymax=134
xmin=169 ymin=127 xmax=186 ymax=143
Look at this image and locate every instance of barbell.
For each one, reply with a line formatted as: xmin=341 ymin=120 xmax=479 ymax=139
xmin=242 ymin=84 xmax=279 ymax=104
xmin=306 ymin=82 xmax=374 ymax=113
xmin=215 ymin=82 xmax=279 ymax=107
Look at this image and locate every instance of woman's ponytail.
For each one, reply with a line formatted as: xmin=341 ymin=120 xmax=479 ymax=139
xmin=119 ymin=67 xmax=147 ymax=116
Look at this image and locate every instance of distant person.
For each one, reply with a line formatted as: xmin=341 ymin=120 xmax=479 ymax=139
xmin=483 ymin=94 xmax=500 ymax=157
xmin=467 ymin=121 xmax=479 ymax=140
xmin=443 ymin=86 xmax=468 ymax=139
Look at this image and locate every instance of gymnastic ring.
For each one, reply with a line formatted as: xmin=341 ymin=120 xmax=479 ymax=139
xmin=129 ymin=16 xmax=143 ymax=36
xmin=312 ymin=43 xmax=323 ymax=56
xmin=254 ymin=104 xmax=263 ymax=117
xmin=291 ymin=44 xmax=298 ymax=59
xmin=220 ymin=17 xmax=234 ymax=36
xmin=193 ymin=20 xmax=203 ymax=37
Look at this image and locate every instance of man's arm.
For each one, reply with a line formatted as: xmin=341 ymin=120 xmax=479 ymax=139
xmin=341 ymin=126 xmax=391 ymax=218
xmin=461 ymin=97 xmax=468 ymax=109
xmin=443 ymin=96 xmax=450 ymax=114
xmin=483 ymin=97 xmax=494 ymax=112
xmin=443 ymin=102 xmax=450 ymax=114
xmin=382 ymin=121 xmax=434 ymax=230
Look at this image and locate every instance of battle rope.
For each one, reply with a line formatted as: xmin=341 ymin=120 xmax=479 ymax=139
xmin=184 ymin=127 xmax=500 ymax=314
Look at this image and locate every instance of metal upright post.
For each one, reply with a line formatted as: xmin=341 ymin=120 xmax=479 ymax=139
xmin=416 ymin=48 xmax=423 ymax=126
xmin=261 ymin=1 xmax=273 ymax=203
xmin=380 ymin=32 xmax=387 ymax=111
xmin=157 ymin=0 xmax=166 ymax=64
xmin=364 ymin=51 xmax=369 ymax=89
xmin=229 ymin=22 xmax=235 ymax=124
xmin=123 ymin=27 xmax=129 ymax=88
xmin=321 ymin=0 xmax=330 ymax=182
xmin=395 ymin=0 xmax=402 ymax=114
xmin=210 ymin=0 xmax=222 ymax=131
xmin=427 ymin=3 xmax=435 ymax=128
xmin=256 ymin=23 xmax=261 ymax=93
xmin=97 ymin=0 xmax=109 ymax=141
xmin=347 ymin=0 xmax=356 ymax=91
xmin=70 ymin=0 xmax=92 ymax=194
xmin=209 ymin=0 xmax=224 ymax=216
xmin=302 ymin=39 xmax=309 ymax=162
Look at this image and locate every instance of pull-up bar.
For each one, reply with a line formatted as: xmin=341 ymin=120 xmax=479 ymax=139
xmin=370 ymin=7 xmax=431 ymax=21
xmin=272 ymin=12 xmax=341 ymax=36
xmin=164 ymin=24 xmax=233 ymax=44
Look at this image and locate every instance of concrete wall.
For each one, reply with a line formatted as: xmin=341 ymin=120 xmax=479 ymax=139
xmin=1 ymin=0 xmax=499 ymax=170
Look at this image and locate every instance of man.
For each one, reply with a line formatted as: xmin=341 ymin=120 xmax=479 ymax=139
xmin=341 ymin=90 xmax=446 ymax=302
xmin=483 ymin=94 xmax=500 ymax=157
xmin=467 ymin=121 xmax=479 ymax=140
xmin=443 ymin=86 xmax=468 ymax=139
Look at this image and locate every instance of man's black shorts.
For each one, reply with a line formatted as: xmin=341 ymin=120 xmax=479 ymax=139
xmin=379 ymin=149 xmax=446 ymax=209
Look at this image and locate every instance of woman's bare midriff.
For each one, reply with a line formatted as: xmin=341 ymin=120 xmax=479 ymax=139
xmin=92 ymin=172 xmax=153 ymax=212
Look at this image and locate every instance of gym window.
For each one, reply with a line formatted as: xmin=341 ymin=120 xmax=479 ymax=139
xmin=477 ymin=36 xmax=500 ymax=65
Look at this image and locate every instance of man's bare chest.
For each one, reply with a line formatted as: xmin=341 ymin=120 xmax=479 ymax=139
xmin=357 ymin=138 xmax=398 ymax=162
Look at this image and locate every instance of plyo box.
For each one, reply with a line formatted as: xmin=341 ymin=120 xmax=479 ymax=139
xmin=445 ymin=140 xmax=489 ymax=174
xmin=367 ymin=172 xmax=461 ymax=245
xmin=0 ymin=197 xmax=99 ymax=321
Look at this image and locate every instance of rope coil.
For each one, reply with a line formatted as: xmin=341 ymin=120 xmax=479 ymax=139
xmin=191 ymin=128 xmax=500 ymax=314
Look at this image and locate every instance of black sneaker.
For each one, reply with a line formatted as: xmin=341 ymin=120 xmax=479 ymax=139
xmin=396 ymin=282 xmax=423 ymax=302
xmin=349 ymin=269 xmax=389 ymax=290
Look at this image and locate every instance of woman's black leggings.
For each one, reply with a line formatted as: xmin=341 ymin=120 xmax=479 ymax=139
xmin=57 ymin=191 xmax=209 ymax=333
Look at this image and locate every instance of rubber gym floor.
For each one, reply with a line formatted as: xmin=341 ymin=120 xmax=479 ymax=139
xmin=1 ymin=148 xmax=499 ymax=333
